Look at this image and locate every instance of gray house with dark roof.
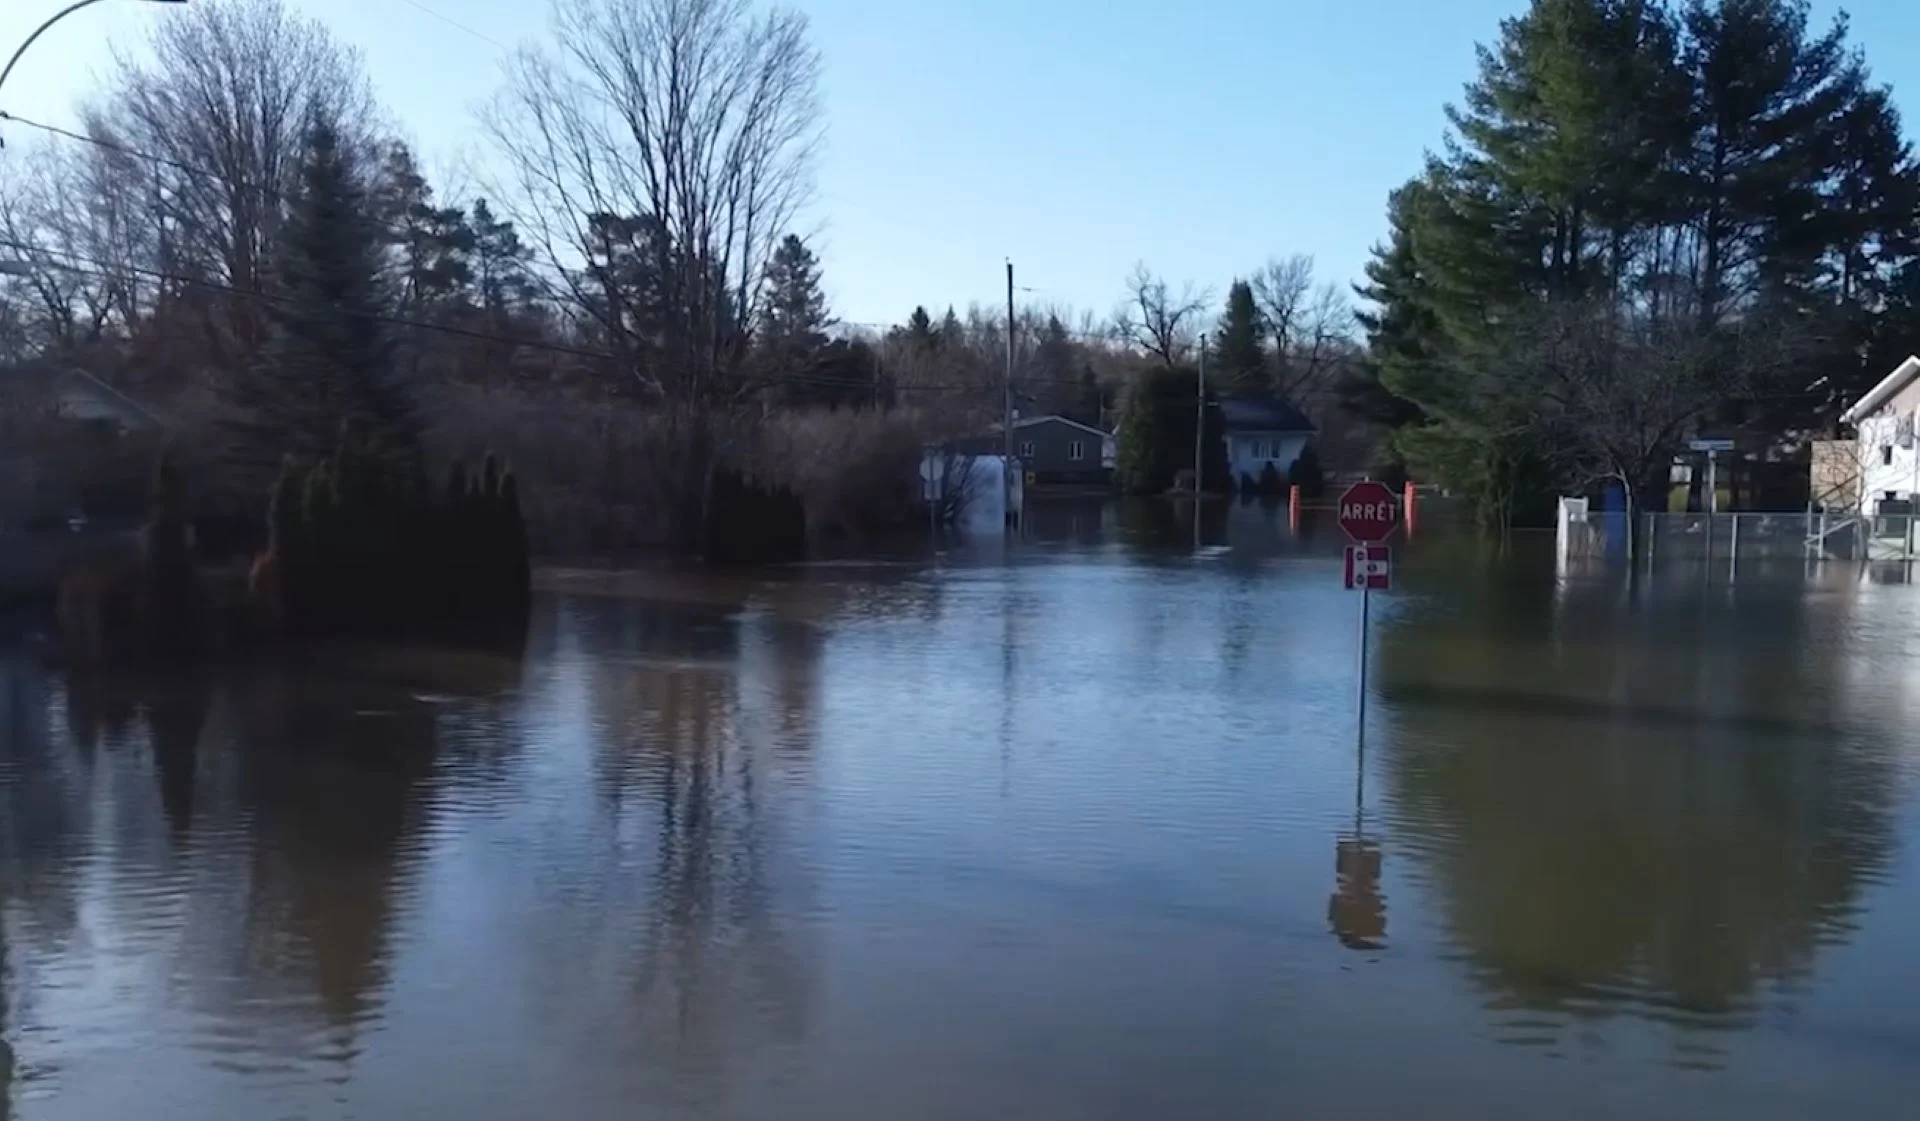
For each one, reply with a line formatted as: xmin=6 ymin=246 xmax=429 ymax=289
xmin=953 ymin=415 xmax=1115 ymax=487
xmin=1218 ymin=395 xmax=1315 ymax=488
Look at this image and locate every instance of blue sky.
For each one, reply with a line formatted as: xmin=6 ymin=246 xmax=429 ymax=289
xmin=4 ymin=0 xmax=1917 ymax=327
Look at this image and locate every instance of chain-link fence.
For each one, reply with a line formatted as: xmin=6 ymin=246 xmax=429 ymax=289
xmin=1644 ymin=512 xmax=1825 ymax=562
xmin=1645 ymin=510 xmax=1920 ymax=564
xmin=1559 ymin=504 xmax=1920 ymax=570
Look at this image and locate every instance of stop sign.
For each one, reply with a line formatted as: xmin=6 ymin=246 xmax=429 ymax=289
xmin=1338 ymin=481 xmax=1398 ymax=542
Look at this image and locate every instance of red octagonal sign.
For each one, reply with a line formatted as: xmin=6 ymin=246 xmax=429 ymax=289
xmin=1338 ymin=481 xmax=1398 ymax=543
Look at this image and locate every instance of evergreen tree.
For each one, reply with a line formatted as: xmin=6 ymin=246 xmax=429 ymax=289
xmin=1114 ymin=367 xmax=1231 ymax=494
xmin=225 ymin=118 xmax=420 ymax=488
xmin=904 ymin=305 xmax=937 ymax=349
xmin=757 ymin=234 xmax=832 ymax=352
xmin=375 ymin=142 xmax=474 ymax=312
xmin=1074 ymin=363 xmax=1105 ymax=429
xmin=938 ymin=307 xmax=965 ymax=349
xmin=1213 ymin=280 xmax=1268 ymax=393
xmin=470 ymin=198 xmax=535 ymax=316
xmin=1032 ymin=315 xmax=1078 ymax=414
xmin=1351 ymin=0 xmax=1920 ymax=527
xmin=756 ymin=233 xmax=837 ymax=404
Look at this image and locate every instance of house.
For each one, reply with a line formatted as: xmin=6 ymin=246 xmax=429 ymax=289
xmin=1838 ymin=354 xmax=1920 ymax=517
xmin=2 ymin=364 xmax=167 ymax=531
xmin=955 ymin=415 xmax=1115 ymax=487
xmin=1218 ymin=395 xmax=1315 ymax=489
xmin=2 ymin=363 xmax=167 ymax=435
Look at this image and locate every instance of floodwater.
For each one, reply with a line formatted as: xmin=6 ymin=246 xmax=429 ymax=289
xmin=3 ymin=501 xmax=1918 ymax=1120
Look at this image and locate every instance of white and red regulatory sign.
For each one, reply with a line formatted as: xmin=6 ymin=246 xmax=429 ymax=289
xmin=1337 ymin=481 xmax=1398 ymax=543
xmin=1338 ymin=482 xmax=1398 ymax=591
xmin=1345 ymin=543 xmax=1391 ymax=591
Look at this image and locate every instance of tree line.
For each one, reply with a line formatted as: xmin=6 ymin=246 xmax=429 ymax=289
xmin=0 ymin=0 xmax=1371 ymax=553
xmin=14 ymin=0 xmax=1878 ymax=548
xmin=1347 ymin=0 xmax=1920 ymax=528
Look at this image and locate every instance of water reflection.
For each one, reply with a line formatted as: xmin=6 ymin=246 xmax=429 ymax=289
xmin=1378 ymin=567 xmax=1899 ymax=1062
xmin=3 ymin=531 xmax=1920 ymax=1119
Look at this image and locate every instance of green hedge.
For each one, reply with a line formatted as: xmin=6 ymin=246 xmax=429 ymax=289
xmin=262 ymin=434 xmax=529 ymax=637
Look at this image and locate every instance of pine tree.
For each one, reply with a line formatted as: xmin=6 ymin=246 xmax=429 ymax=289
xmin=376 ymin=142 xmax=474 ymax=312
xmin=225 ymin=118 xmax=421 ymax=489
xmin=1350 ymin=0 xmax=1920 ymax=527
xmin=904 ymin=305 xmax=937 ymax=349
xmin=1213 ymin=280 xmax=1267 ymax=393
xmin=758 ymin=234 xmax=831 ymax=351
xmin=1114 ymin=367 xmax=1231 ymax=494
xmin=938 ymin=307 xmax=965 ymax=349
xmin=471 ymin=198 xmax=535 ymax=316
xmin=1032 ymin=315 xmax=1077 ymax=415
xmin=756 ymin=233 xmax=836 ymax=404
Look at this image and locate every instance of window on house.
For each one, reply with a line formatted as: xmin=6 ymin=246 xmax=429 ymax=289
xmin=1019 ymin=440 xmax=1035 ymax=459
xmin=1885 ymin=445 xmax=1896 ymax=466
xmin=1068 ymin=439 xmax=1084 ymax=462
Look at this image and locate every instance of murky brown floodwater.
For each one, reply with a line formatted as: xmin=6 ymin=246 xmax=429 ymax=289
xmin=3 ymin=502 xmax=1918 ymax=1120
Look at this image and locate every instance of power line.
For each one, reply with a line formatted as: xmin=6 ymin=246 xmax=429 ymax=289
xmin=0 ymin=236 xmax=613 ymax=362
xmin=0 ymin=239 xmax=1136 ymax=396
xmin=0 ymin=111 xmax=1202 ymax=354
xmin=0 ymin=110 xmax=480 ymax=254
xmin=397 ymin=0 xmax=513 ymax=52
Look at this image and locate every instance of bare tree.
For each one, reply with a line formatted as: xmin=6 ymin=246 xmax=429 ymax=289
xmin=1114 ymin=263 xmax=1207 ymax=366
xmin=1498 ymin=298 xmax=1819 ymax=514
xmin=481 ymin=0 xmax=821 ymax=550
xmin=484 ymin=0 xmax=821 ymax=403
xmin=83 ymin=0 xmax=377 ymax=367
xmin=1251 ymin=253 xmax=1355 ymax=399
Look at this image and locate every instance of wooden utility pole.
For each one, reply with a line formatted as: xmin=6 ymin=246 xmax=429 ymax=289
xmin=1194 ymin=333 xmax=1207 ymax=549
xmin=1005 ymin=260 xmax=1016 ymax=528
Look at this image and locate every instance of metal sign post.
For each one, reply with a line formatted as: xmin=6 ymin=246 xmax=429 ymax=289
xmin=1339 ymin=483 xmax=1398 ymax=745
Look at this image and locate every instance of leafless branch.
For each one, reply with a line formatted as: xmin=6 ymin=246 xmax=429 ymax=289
xmin=1114 ymin=262 xmax=1207 ymax=366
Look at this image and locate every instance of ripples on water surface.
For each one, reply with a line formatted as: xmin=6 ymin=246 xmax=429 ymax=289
xmin=3 ymin=506 xmax=1919 ymax=1119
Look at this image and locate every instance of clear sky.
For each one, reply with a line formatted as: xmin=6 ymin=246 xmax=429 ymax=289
xmin=4 ymin=0 xmax=1917 ymax=328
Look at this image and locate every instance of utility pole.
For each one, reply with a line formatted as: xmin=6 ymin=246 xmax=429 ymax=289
xmin=1005 ymin=259 xmax=1016 ymax=529
xmin=1194 ymin=332 xmax=1207 ymax=550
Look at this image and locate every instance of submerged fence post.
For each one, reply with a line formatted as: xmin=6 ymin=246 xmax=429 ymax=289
xmin=1646 ymin=513 xmax=1657 ymax=570
xmin=1729 ymin=513 xmax=1740 ymax=578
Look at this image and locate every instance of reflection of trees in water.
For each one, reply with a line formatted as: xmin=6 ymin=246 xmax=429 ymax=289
xmin=578 ymin=598 xmax=818 ymax=1109
xmin=1 ymin=659 xmax=218 ymax=1095
xmin=1378 ymin=573 xmax=1898 ymax=1061
xmin=225 ymin=665 xmax=440 ymax=1031
xmin=0 ymin=641 xmax=533 ymax=1086
xmin=2 ymin=661 xmax=123 ymax=960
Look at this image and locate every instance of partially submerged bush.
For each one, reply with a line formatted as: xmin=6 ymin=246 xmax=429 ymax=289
xmin=254 ymin=429 xmax=529 ymax=638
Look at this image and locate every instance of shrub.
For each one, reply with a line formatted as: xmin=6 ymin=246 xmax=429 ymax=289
xmin=254 ymin=431 xmax=529 ymax=638
xmin=139 ymin=453 xmax=204 ymax=656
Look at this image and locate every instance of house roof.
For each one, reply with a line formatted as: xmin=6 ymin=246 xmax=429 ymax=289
xmin=1217 ymin=395 xmax=1315 ymax=434
xmin=54 ymin=369 xmax=168 ymax=431
xmin=984 ymin=414 xmax=1112 ymax=438
xmin=1 ymin=363 xmax=167 ymax=432
xmin=1011 ymin=414 xmax=1111 ymax=438
xmin=1842 ymin=355 xmax=1920 ymax=424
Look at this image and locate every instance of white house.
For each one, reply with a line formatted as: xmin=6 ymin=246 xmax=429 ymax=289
xmin=1218 ymin=395 xmax=1315 ymax=488
xmin=1840 ymin=355 xmax=1920 ymax=516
